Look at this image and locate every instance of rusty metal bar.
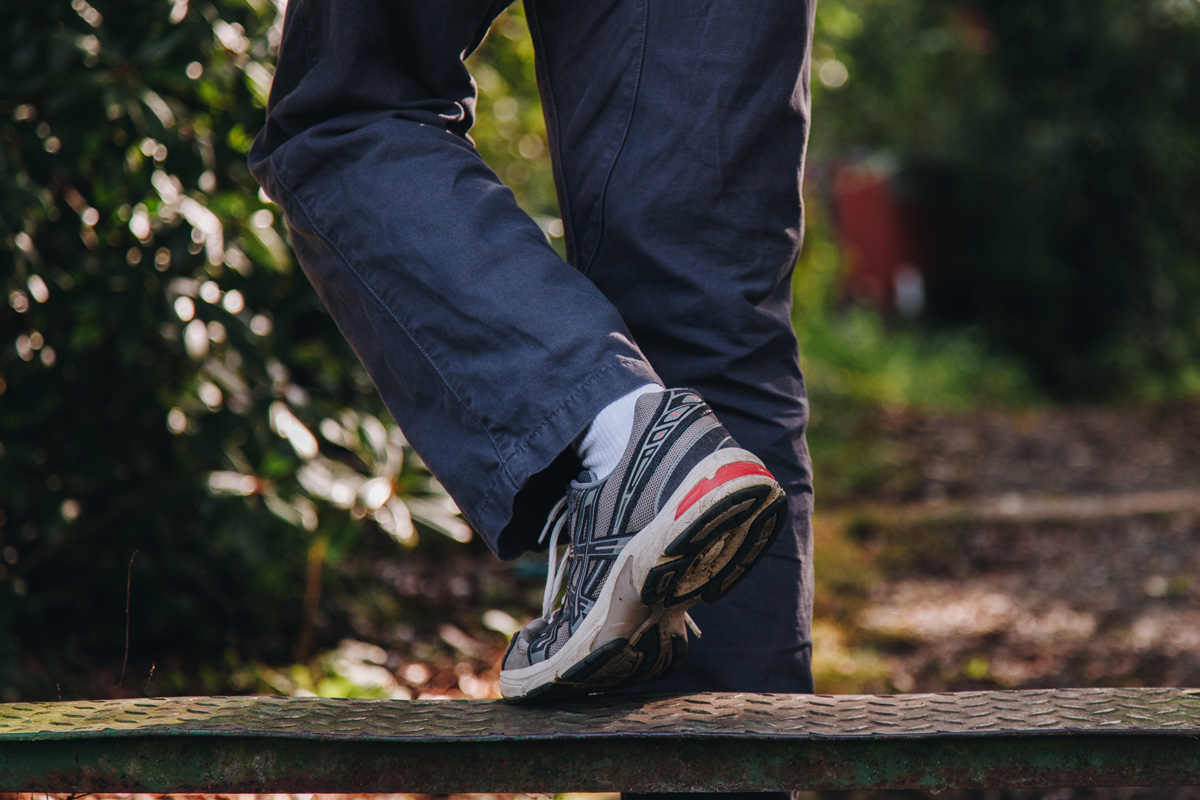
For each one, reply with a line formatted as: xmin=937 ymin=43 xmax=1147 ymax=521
xmin=2 ymin=689 xmax=1199 ymax=792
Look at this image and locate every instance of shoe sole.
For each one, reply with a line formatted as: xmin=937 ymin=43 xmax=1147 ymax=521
xmin=499 ymin=448 xmax=787 ymax=703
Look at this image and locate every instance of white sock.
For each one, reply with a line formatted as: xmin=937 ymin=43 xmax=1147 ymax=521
xmin=577 ymin=383 xmax=661 ymax=480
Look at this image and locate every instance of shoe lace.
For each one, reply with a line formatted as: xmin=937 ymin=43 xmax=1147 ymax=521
xmin=536 ymin=495 xmax=702 ymax=638
xmin=537 ymin=496 xmax=571 ymax=620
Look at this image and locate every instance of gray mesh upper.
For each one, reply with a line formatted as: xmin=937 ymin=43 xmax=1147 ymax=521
xmin=511 ymin=388 xmax=737 ymax=668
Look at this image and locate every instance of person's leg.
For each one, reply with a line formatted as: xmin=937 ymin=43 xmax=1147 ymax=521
xmin=249 ymin=0 xmax=661 ymax=558
xmin=525 ymin=0 xmax=817 ymax=699
xmin=254 ymin=0 xmax=793 ymax=704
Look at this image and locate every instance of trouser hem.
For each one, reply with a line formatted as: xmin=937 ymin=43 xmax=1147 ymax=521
xmin=486 ymin=356 xmax=661 ymax=559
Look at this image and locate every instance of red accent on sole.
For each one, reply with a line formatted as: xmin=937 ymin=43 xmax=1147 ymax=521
xmin=674 ymin=462 xmax=775 ymax=520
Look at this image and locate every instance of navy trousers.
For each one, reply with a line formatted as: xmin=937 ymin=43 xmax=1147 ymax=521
xmin=251 ymin=0 xmax=816 ymax=749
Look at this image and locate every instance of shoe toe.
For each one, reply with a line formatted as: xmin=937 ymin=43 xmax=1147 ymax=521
xmin=500 ymin=617 xmax=548 ymax=671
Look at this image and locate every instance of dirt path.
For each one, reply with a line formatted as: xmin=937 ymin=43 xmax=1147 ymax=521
xmin=834 ymin=400 xmax=1200 ymax=504
xmin=814 ymin=398 xmax=1200 ymax=702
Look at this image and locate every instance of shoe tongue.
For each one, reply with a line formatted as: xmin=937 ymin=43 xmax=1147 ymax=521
xmin=564 ymin=471 xmax=599 ymax=518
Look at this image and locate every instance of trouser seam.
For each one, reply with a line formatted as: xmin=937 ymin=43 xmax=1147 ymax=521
xmin=529 ymin=0 xmax=650 ymax=276
xmin=509 ymin=358 xmax=624 ymax=464
xmin=524 ymin=1 xmax=576 ymax=266
xmin=578 ymin=0 xmax=649 ymax=275
xmin=475 ymin=359 xmax=630 ymax=530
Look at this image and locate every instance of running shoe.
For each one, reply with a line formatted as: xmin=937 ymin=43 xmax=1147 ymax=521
xmin=499 ymin=388 xmax=787 ymax=702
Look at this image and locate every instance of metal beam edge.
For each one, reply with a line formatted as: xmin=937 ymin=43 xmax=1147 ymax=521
xmin=3 ymin=733 xmax=1200 ymax=792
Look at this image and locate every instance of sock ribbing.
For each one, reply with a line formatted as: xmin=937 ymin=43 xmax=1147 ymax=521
xmin=576 ymin=383 xmax=661 ymax=480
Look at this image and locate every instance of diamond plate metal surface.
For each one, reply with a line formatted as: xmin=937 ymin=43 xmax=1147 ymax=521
xmin=3 ymin=688 xmax=1200 ymax=742
xmin=3 ymin=690 xmax=1200 ymax=792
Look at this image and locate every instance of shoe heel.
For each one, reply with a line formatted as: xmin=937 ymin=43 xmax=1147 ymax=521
xmin=641 ymin=483 xmax=786 ymax=608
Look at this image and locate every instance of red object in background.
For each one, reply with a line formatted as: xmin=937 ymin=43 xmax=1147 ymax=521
xmin=832 ymin=160 xmax=930 ymax=317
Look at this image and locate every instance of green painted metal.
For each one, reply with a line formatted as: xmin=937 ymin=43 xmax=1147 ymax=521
xmin=2 ymin=690 xmax=1200 ymax=792
xmin=5 ymin=734 xmax=1200 ymax=792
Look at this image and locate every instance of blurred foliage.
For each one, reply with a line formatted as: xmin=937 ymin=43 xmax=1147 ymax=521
xmin=0 ymin=0 xmax=464 ymax=699
xmin=811 ymin=0 xmax=1200 ymax=398
xmin=792 ymin=199 xmax=1039 ymax=501
xmin=793 ymin=199 xmax=1036 ymax=411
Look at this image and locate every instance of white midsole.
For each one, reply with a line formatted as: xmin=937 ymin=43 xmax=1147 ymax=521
xmin=498 ymin=447 xmax=781 ymax=697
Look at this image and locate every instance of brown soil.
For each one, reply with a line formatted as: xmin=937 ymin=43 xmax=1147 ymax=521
xmin=805 ymin=399 xmax=1200 ymax=799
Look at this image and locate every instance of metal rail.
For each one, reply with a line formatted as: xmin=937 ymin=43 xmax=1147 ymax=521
xmin=3 ymin=688 xmax=1199 ymax=792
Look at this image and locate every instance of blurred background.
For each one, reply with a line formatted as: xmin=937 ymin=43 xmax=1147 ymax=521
xmin=2 ymin=1 xmax=1200 ymax=797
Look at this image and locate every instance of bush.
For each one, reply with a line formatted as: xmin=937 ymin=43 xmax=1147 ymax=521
xmin=0 ymin=0 xmax=463 ymax=699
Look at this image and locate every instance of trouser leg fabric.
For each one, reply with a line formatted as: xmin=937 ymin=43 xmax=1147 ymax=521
xmin=525 ymin=0 xmax=817 ymax=700
xmin=250 ymin=0 xmax=660 ymax=558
